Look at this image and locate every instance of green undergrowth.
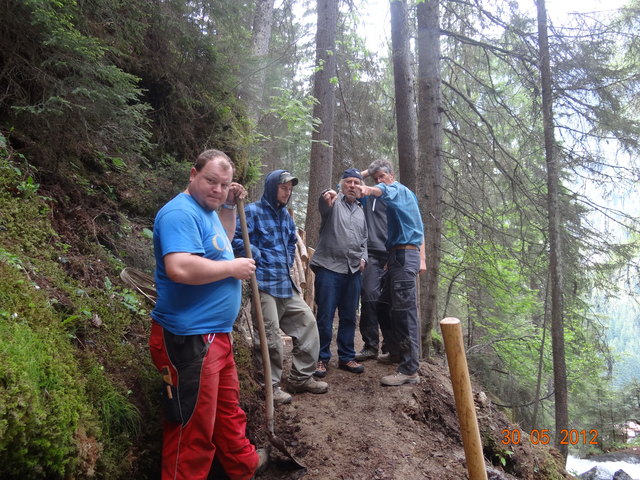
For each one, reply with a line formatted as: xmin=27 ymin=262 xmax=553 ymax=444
xmin=0 ymin=263 xmax=95 ymax=478
xmin=0 ymin=139 xmax=158 ymax=478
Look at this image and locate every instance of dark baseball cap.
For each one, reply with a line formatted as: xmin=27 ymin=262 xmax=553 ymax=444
xmin=279 ymin=171 xmax=299 ymax=186
xmin=342 ymin=168 xmax=363 ymax=180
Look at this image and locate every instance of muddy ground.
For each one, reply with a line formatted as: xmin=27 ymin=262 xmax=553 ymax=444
xmin=240 ymin=322 xmax=572 ymax=480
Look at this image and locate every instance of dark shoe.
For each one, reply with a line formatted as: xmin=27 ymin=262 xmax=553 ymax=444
xmin=338 ymin=360 xmax=364 ymax=374
xmin=377 ymin=352 xmax=401 ymax=365
xmin=288 ymin=376 xmax=329 ymax=394
xmin=355 ymin=347 xmax=378 ymax=361
xmin=313 ymin=360 xmax=328 ymax=378
xmin=380 ymin=371 xmax=420 ymax=386
xmin=253 ymin=446 xmax=270 ymax=477
xmin=273 ymin=386 xmax=292 ymax=405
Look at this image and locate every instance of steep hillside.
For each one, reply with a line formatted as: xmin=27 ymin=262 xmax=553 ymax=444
xmin=0 ymin=135 xmax=163 ymax=478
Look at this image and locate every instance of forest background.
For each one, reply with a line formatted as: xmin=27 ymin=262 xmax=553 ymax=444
xmin=1 ymin=0 xmax=640 ymax=478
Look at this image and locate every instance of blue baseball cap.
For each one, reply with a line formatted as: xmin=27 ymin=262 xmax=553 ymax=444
xmin=342 ymin=168 xmax=363 ymax=180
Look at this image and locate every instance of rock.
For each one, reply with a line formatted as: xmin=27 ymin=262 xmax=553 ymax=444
xmin=588 ymin=452 xmax=640 ymax=464
xmin=578 ymin=466 xmax=613 ymax=480
xmin=486 ymin=465 xmax=518 ymax=479
xmin=474 ymin=390 xmax=490 ymax=408
xmin=577 ymin=466 xmax=635 ymax=480
xmin=612 ymin=469 xmax=633 ymax=480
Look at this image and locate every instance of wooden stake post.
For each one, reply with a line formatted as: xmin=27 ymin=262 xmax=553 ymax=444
xmin=440 ymin=317 xmax=488 ymax=480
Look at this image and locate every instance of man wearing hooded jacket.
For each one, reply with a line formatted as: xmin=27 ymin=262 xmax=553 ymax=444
xmin=232 ymin=169 xmax=328 ymax=404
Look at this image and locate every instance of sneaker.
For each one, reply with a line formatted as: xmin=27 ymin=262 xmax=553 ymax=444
xmin=253 ymin=446 xmax=270 ymax=477
xmin=288 ymin=376 xmax=329 ymax=394
xmin=338 ymin=360 xmax=364 ymax=374
xmin=380 ymin=371 xmax=420 ymax=386
xmin=273 ymin=386 xmax=292 ymax=405
xmin=377 ymin=352 xmax=401 ymax=365
xmin=355 ymin=347 xmax=378 ymax=361
xmin=313 ymin=360 xmax=328 ymax=378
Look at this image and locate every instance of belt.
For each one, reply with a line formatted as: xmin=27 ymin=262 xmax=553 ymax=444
xmin=390 ymin=244 xmax=418 ymax=251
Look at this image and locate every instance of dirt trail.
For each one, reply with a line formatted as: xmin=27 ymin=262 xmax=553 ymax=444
xmin=271 ymin=354 xmax=470 ymax=479
xmin=249 ymin=326 xmax=568 ymax=480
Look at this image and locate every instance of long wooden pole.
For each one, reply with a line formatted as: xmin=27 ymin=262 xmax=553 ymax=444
xmin=440 ymin=317 xmax=487 ymax=480
xmin=237 ymin=198 xmax=306 ymax=469
xmin=237 ymin=199 xmax=274 ymax=433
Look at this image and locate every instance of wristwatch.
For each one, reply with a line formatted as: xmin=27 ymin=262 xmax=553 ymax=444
xmin=221 ymin=203 xmax=237 ymax=210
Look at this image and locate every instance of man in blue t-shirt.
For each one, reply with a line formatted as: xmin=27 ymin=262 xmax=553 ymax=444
xmin=149 ymin=149 xmax=267 ymax=480
xmin=357 ymin=159 xmax=426 ymax=387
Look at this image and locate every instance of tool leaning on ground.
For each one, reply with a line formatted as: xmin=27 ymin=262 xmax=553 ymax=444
xmin=237 ymin=197 xmax=306 ymax=470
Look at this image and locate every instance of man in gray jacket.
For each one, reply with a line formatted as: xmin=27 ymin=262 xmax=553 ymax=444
xmin=311 ymin=168 xmax=368 ymax=377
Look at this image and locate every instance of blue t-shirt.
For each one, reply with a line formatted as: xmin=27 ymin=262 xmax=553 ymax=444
xmin=151 ymin=193 xmax=241 ymax=335
xmin=376 ymin=182 xmax=424 ymax=249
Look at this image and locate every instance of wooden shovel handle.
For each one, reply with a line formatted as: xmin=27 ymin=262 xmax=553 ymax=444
xmin=236 ymin=198 xmax=275 ymax=434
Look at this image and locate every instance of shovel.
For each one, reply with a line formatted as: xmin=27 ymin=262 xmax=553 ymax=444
xmin=237 ymin=198 xmax=306 ymax=470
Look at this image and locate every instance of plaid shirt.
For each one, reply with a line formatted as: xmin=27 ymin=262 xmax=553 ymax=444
xmin=232 ymin=196 xmax=298 ymax=298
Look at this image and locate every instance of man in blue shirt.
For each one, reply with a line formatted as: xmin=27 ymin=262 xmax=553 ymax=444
xmin=357 ymin=160 xmax=426 ymax=386
xmin=150 ymin=149 xmax=267 ymax=480
xmin=233 ymin=169 xmax=328 ymax=404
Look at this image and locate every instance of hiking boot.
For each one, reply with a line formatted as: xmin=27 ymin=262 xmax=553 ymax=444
xmin=288 ymin=376 xmax=329 ymax=394
xmin=253 ymin=446 xmax=270 ymax=477
xmin=355 ymin=347 xmax=378 ymax=361
xmin=377 ymin=352 xmax=401 ymax=365
xmin=338 ymin=360 xmax=364 ymax=374
xmin=273 ymin=386 xmax=292 ymax=405
xmin=380 ymin=371 xmax=420 ymax=386
xmin=313 ymin=360 xmax=328 ymax=378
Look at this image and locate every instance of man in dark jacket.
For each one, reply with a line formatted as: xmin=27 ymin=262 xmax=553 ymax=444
xmin=232 ymin=169 xmax=328 ymax=404
xmin=355 ymin=190 xmax=388 ymax=362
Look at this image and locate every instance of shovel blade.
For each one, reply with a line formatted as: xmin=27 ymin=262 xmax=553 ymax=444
xmin=268 ymin=430 xmax=306 ymax=470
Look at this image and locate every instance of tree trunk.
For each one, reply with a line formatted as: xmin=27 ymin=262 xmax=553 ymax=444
xmin=242 ymin=0 xmax=276 ymax=114
xmin=390 ymin=0 xmax=418 ymax=191
xmin=242 ymin=0 xmax=276 ymax=199
xmin=304 ymin=0 xmax=338 ymax=248
xmin=536 ymin=0 xmax=569 ymax=459
xmin=416 ymin=0 xmax=443 ymax=359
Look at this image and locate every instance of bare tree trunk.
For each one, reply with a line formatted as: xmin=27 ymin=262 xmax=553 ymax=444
xmin=416 ymin=0 xmax=443 ymax=358
xmin=242 ymin=0 xmax=276 ymax=113
xmin=536 ymin=0 xmax=569 ymax=459
xmin=532 ymin=287 xmax=548 ymax=428
xmin=241 ymin=0 xmax=276 ymax=199
xmin=304 ymin=0 xmax=338 ymax=248
xmin=390 ymin=0 xmax=418 ymax=191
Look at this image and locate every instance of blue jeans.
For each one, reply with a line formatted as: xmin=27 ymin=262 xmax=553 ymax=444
xmin=378 ymin=249 xmax=420 ymax=375
xmin=314 ymin=267 xmax=362 ymax=363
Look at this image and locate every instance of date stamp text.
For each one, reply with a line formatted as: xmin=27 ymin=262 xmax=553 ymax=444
xmin=501 ymin=428 xmax=599 ymax=445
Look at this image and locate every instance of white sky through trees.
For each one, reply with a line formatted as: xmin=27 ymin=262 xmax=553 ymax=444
xmin=360 ymin=0 xmax=626 ymax=54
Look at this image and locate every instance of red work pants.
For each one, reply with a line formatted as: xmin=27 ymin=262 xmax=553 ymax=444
xmin=149 ymin=321 xmax=258 ymax=480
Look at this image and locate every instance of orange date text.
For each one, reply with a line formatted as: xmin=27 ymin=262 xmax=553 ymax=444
xmin=500 ymin=428 xmax=599 ymax=446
